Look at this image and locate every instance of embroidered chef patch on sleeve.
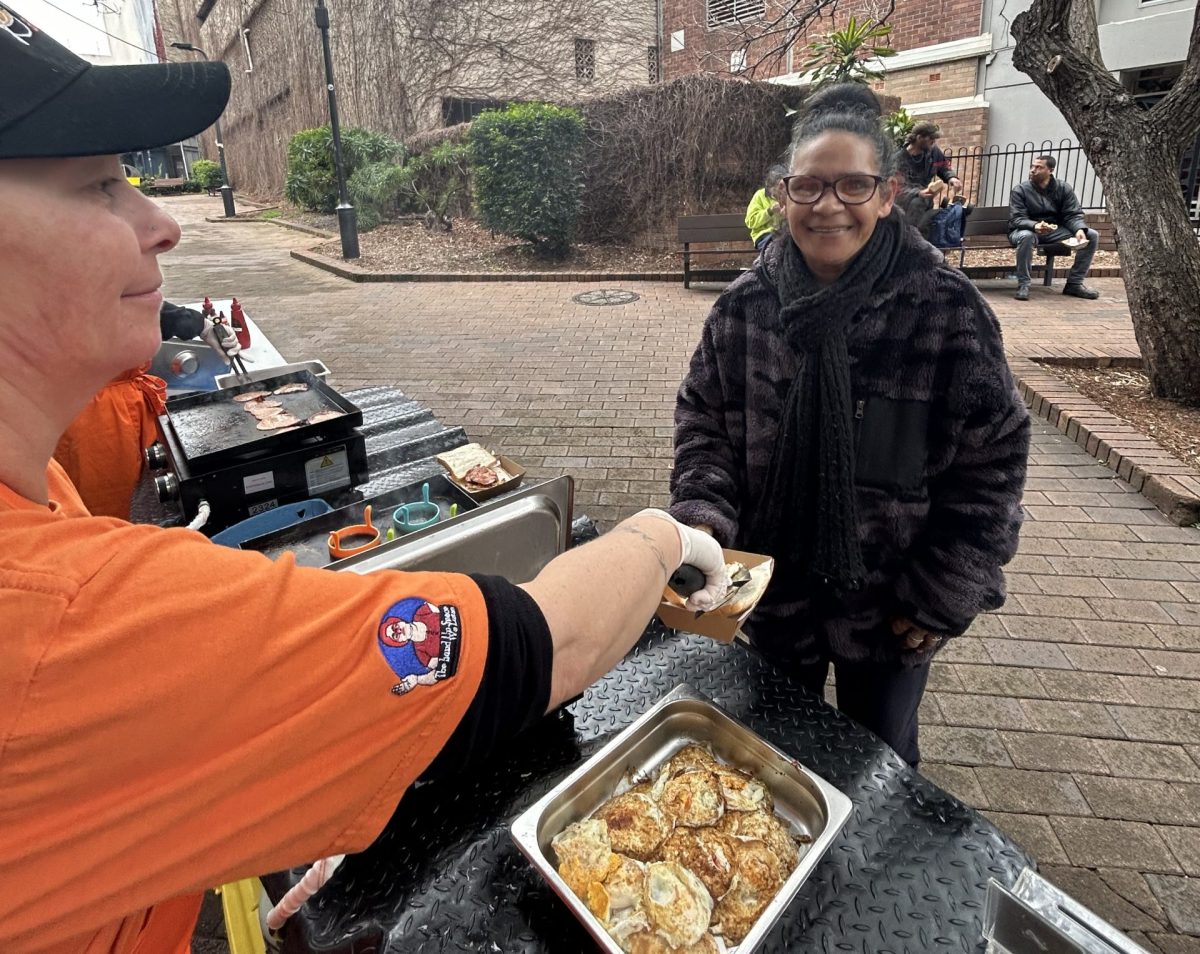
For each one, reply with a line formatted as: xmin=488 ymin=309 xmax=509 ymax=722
xmin=377 ymin=597 xmax=462 ymax=696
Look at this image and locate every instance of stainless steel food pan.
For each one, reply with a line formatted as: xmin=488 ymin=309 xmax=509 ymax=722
xmin=510 ymin=683 xmax=853 ymax=953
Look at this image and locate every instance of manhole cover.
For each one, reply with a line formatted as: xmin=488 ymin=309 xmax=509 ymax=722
xmin=572 ymin=289 xmax=640 ymax=306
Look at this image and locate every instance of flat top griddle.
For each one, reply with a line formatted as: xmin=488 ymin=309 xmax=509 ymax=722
xmin=164 ymin=370 xmax=362 ymax=471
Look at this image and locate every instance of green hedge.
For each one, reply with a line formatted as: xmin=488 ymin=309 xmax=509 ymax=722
xmin=468 ymin=103 xmax=584 ymax=258
xmin=347 ymin=161 xmax=408 ymax=230
xmin=284 ymin=126 xmax=403 ymax=213
xmin=191 ymin=158 xmax=223 ymax=192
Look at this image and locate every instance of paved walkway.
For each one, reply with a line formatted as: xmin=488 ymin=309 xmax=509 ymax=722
xmin=163 ymin=198 xmax=1198 ymax=952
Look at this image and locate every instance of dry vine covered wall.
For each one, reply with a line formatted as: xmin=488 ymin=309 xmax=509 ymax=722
xmin=579 ymin=75 xmax=805 ymax=245
xmin=168 ymin=0 xmax=656 ymax=196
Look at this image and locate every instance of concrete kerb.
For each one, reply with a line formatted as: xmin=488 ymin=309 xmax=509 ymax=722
xmin=1009 ymin=356 xmax=1200 ymax=526
xmin=290 ymin=246 xmax=682 ymax=284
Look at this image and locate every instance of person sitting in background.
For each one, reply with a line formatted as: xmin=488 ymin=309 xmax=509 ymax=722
xmin=896 ymin=121 xmax=962 ymax=237
xmin=745 ymin=164 xmax=788 ymax=250
xmin=53 ymin=300 xmax=241 ymax=518
xmin=1008 ymin=154 xmax=1100 ymax=301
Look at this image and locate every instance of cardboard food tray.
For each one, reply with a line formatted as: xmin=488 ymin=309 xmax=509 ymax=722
xmin=656 ymin=548 xmax=774 ymax=643
xmin=441 ymin=453 xmax=525 ymax=502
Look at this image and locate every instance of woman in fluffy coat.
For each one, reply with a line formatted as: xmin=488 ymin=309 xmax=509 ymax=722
xmin=669 ymin=85 xmax=1030 ymax=765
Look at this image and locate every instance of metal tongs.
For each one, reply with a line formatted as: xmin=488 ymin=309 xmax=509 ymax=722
xmin=210 ymin=313 xmax=252 ymax=383
xmin=668 ymin=562 xmax=752 ymax=618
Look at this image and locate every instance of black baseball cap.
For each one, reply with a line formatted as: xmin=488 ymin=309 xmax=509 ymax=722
xmin=0 ymin=2 xmax=230 ymax=159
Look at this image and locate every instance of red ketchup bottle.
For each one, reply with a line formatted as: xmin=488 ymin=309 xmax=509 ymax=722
xmin=230 ymin=298 xmax=251 ymax=349
xmin=202 ymin=296 xmax=215 ymax=318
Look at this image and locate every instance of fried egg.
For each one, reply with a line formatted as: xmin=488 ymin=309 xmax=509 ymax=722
xmin=660 ymin=769 xmax=725 ymax=828
xmin=595 ymin=792 xmax=670 ymax=861
xmin=660 ymin=826 xmax=737 ymax=899
xmin=605 ymin=854 xmax=646 ymax=910
xmin=713 ymin=839 xmax=783 ymax=943
xmin=643 ymin=861 xmax=713 ymax=949
xmin=552 ymin=818 xmax=614 ymax=896
xmin=728 ymin=810 xmax=802 ymax=877
xmin=712 ymin=765 xmax=773 ymax=813
xmin=667 ymin=743 xmax=720 ymax=778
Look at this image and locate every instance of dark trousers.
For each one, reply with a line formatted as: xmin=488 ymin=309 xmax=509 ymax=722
xmin=792 ymin=657 xmax=931 ymax=766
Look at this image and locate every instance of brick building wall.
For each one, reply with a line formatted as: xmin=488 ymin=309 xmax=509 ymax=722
xmin=873 ymin=58 xmax=977 ymax=106
xmin=662 ymin=0 xmax=984 ymax=82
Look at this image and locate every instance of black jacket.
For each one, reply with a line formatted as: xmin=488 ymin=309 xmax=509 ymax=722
xmin=159 ymin=301 xmax=205 ymax=341
xmin=898 ymin=144 xmax=956 ymax=189
xmin=1008 ymin=178 xmax=1087 ymax=235
xmin=670 ymin=228 xmax=1030 ymax=666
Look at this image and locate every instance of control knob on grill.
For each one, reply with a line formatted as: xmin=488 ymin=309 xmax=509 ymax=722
xmin=154 ymin=473 xmax=180 ymax=502
xmin=170 ymin=350 xmax=198 ymax=376
xmin=144 ymin=441 xmax=168 ymax=470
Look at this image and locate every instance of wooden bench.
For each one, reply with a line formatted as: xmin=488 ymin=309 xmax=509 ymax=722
xmin=677 ymin=214 xmax=757 ymax=288
xmin=939 ymin=205 xmax=1117 ymax=284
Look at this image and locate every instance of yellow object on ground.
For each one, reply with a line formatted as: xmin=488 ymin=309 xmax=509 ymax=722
xmin=217 ymin=879 xmax=267 ymax=954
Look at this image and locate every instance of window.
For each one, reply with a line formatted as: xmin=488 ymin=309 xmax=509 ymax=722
xmin=706 ymin=0 xmax=765 ymax=28
xmin=575 ymin=38 xmax=595 ymax=81
xmin=648 ymin=45 xmax=660 ymax=83
xmin=730 ymin=49 xmax=747 ymax=73
xmin=1122 ymin=63 xmax=1183 ymax=108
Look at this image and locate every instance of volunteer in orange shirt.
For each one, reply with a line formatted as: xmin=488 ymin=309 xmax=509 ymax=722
xmin=0 ymin=13 xmax=729 ymax=954
xmin=53 ymin=302 xmax=241 ymax=519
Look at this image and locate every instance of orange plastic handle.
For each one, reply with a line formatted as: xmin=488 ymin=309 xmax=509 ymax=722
xmin=327 ymin=505 xmax=381 ymax=559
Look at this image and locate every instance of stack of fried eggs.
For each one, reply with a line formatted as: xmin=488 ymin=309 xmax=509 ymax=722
xmin=550 ymin=744 xmax=813 ymax=952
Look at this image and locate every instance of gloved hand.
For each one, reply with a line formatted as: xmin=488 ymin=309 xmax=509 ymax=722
xmin=634 ymin=509 xmax=729 ymax=612
xmin=200 ymin=317 xmax=242 ymax=366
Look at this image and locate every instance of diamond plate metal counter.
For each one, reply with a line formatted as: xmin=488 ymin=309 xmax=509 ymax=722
xmin=264 ymin=627 xmax=1031 ymax=954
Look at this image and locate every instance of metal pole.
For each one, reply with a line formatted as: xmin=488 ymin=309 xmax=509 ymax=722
xmin=170 ymin=43 xmax=237 ymax=217
xmin=211 ymin=115 xmax=237 ymax=217
xmin=314 ymin=0 xmax=359 ymax=259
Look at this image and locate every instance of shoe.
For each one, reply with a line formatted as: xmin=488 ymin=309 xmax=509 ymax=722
xmin=1063 ymin=283 xmax=1100 ymax=300
xmin=1014 ymin=284 xmax=1030 ymax=301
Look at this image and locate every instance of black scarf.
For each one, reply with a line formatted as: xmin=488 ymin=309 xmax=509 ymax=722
xmin=753 ymin=211 xmax=904 ymax=591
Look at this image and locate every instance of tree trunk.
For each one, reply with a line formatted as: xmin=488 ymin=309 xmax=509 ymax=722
xmin=1098 ymin=133 xmax=1200 ymax=402
xmin=1013 ymin=0 xmax=1200 ymax=403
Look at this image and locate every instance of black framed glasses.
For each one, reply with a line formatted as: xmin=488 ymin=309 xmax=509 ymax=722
xmin=782 ymin=174 xmax=886 ymax=205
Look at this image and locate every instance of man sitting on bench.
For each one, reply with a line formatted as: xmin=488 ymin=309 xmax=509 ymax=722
xmin=1008 ymin=154 xmax=1100 ymax=301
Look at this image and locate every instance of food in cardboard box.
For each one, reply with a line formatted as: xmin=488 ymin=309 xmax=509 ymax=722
xmin=551 ymin=743 xmax=809 ymax=950
xmin=661 ymin=562 xmax=770 ymax=619
xmin=437 ymin=442 xmax=513 ymax=491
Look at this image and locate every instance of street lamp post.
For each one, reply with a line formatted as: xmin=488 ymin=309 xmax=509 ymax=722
xmin=313 ymin=0 xmax=359 ymax=259
xmin=170 ymin=42 xmax=237 ymax=218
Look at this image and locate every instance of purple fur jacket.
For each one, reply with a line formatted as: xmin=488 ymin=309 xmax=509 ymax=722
xmin=669 ymin=231 xmax=1030 ymax=666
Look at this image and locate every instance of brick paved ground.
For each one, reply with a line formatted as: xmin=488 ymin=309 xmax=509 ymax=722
xmin=164 ymin=198 xmax=1198 ymax=952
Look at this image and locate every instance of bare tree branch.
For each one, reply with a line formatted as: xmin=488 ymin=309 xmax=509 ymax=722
xmin=1150 ymin=2 xmax=1200 ymax=149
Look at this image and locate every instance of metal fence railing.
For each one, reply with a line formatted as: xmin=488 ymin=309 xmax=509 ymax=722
xmin=943 ymin=137 xmax=1200 ymax=225
xmin=941 ymin=140 xmax=1106 ymax=211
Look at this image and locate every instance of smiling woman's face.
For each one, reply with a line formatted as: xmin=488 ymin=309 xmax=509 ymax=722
xmin=784 ymin=131 xmax=896 ymax=286
xmin=0 ymin=155 xmax=181 ymax=383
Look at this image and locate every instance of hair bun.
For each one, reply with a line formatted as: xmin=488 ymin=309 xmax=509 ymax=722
xmin=804 ymin=83 xmax=882 ymax=119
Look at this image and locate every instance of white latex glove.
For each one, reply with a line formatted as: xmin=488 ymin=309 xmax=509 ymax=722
xmin=634 ymin=509 xmax=729 ymax=612
xmin=200 ymin=318 xmax=242 ymax=365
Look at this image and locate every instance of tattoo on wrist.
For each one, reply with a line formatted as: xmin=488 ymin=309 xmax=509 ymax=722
xmin=615 ymin=525 xmax=670 ymax=578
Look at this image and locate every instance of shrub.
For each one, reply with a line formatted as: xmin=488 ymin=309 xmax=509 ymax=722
xmin=397 ymin=142 xmax=472 ymax=228
xmin=284 ymin=125 xmax=403 ymax=213
xmin=191 ymin=158 xmax=223 ymax=192
xmin=347 ymin=161 xmax=408 ymax=230
xmin=137 ymin=174 xmax=158 ymax=195
xmin=884 ymin=107 xmax=915 ymax=149
xmin=469 ymin=103 xmax=584 ymax=258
